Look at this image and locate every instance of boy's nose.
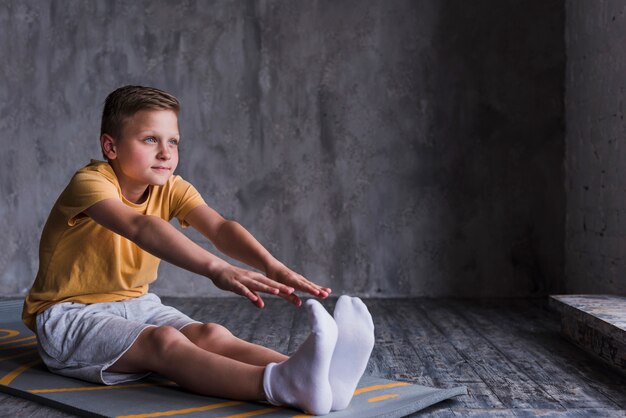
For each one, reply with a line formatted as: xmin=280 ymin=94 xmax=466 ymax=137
xmin=157 ymin=145 xmax=171 ymax=160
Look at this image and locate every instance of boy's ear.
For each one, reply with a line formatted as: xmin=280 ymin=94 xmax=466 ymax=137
xmin=100 ymin=134 xmax=117 ymax=160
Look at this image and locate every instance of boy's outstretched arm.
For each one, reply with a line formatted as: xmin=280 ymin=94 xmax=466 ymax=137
xmin=184 ymin=204 xmax=331 ymax=306
xmin=83 ymin=199 xmax=295 ymax=308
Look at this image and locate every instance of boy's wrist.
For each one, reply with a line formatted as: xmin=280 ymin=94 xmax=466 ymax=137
xmin=263 ymin=258 xmax=285 ymax=276
xmin=206 ymin=257 xmax=229 ymax=280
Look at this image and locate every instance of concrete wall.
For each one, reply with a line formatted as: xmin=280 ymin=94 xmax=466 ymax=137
xmin=565 ymin=0 xmax=626 ymax=294
xmin=0 ymin=1 xmax=565 ymax=298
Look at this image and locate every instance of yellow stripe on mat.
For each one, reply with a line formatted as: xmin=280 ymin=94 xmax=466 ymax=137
xmin=354 ymin=382 xmax=411 ymax=395
xmin=0 ymin=335 xmax=36 ymax=346
xmin=116 ymin=401 xmax=244 ymax=418
xmin=368 ymin=393 xmax=400 ymax=403
xmin=0 ymin=329 xmax=20 ymax=340
xmin=221 ymin=407 xmax=282 ymax=417
xmin=30 ymin=382 xmax=176 ymax=394
xmin=0 ymin=358 xmax=42 ymax=385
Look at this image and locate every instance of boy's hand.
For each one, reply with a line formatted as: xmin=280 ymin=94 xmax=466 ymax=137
xmin=184 ymin=205 xmax=331 ymax=306
xmin=211 ymin=262 xmax=296 ymax=308
xmin=265 ymin=262 xmax=332 ymax=307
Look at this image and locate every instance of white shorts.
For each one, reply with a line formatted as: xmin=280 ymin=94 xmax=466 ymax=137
xmin=35 ymin=293 xmax=200 ymax=385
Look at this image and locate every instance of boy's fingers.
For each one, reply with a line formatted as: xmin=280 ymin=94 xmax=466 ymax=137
xmin=317 ymin=287 xmax=332 ymax=298
xmin=245 ymin=277 xmax=283 ymax=295
xmin=280 ymin=272 xmax=310 ymax=289
xmin=252 ymin=274 xmax=293 ymax=294
xmin=250 ymin=290 xmax=265 ymax=308
xmin=236 ymin=282 xmax=264 ymax=308
xmin=295 ymin=278 xmax=327 ymax=297
xmin=254 ymin=266 xmax=331 ymax=303
xmin=285 ymin=273 xmax=330 ymax=298
xmin=232 ymin=280 xmax=256 ymax=300
xmin=278 ymin=291 xmax=302 ymax=307
xmin=310 ymin=283 xmax=331 ymax=297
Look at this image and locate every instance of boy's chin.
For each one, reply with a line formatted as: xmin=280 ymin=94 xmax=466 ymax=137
xmin=150 ymin=176 xmax=171 ymax=186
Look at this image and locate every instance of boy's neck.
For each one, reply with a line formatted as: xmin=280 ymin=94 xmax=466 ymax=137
xmin=108 ymin=162 xmax=150 ymax=204
xmin=122 ymin=186 xmax=150 ymax=204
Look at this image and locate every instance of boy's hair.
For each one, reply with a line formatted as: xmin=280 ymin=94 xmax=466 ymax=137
xmin=100 ymin=85 xmax=180 ymax=140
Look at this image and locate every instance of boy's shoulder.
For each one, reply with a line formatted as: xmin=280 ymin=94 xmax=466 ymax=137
xmin=74 ymin=160 xmax=117 ymax=183
xmin=64 ymin=160 xmax=121 ymax=200
xmin=57 ymin=161 xmax=121 ymax=220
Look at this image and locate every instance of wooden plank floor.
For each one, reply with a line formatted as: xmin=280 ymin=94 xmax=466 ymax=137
xmin=1 ymin=297 xmax=626 ymax=417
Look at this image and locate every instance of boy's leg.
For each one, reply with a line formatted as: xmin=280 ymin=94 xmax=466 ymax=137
xmin=111 ymin=299 xmax=339 ymax=414
xmin=180 ymin=323 xmax=288 ymax=366
xmin=108 ymin=325 xmax=266 ymax=400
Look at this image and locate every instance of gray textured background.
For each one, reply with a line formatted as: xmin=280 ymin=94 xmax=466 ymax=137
xmin=1 ymin=0 xmax=567 ymax=298
xmin=565 ymin=1 xmax=626 ymax=295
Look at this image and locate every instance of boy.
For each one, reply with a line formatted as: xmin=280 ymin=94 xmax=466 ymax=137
xmin=22 ymin=86 xmax=374 ymax=415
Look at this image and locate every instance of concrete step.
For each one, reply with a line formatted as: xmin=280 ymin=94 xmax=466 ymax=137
xmin=550 ymin=294 xmax=626 ymax=375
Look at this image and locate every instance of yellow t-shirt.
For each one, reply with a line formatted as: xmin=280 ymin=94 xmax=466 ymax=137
xmin=22 ymin=160 xmax=205 ymax=331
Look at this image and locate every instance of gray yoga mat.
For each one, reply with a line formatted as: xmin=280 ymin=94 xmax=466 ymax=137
xmin=0 ymin=299 xmax=466 ymax=417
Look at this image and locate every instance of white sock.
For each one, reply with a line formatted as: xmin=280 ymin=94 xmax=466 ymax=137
xmin=329 ymin=295 xmax=375 ymax=411
xmin=263 ymin=299 xmax=338 ymax=415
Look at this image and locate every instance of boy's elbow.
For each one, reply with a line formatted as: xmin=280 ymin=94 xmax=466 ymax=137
xmin=126 ymin=214 xmax=158 ymax=243
xmin=215 ymin=219 xmax=239 ymax=238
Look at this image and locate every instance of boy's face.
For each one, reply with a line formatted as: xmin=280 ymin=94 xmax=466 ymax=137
xmin=105 ymin=109 xmax=180 ymax=197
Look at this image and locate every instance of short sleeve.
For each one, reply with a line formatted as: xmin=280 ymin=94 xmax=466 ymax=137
xmin=58 ymin=171 xmax=120 ymax=226
xmin=167 ymin=176 xmax=206 ymax=227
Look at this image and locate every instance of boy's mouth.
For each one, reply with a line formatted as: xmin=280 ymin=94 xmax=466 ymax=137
xmin=151 ymin=166 xmax=171 ymax=171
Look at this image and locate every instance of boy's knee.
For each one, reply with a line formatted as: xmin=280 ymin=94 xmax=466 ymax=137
xmin=202 ymin=323 xmax=232 ymax=339
xmin=198 ymin=323 xmax=233 ymax=344
xmin=185 ymin=323 xmax=233 ymax=350
xmin=144 ymin=325 xmax=188 ymax=357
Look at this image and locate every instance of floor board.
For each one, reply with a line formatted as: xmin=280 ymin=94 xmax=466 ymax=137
xmin=2 ymin=297 xmax=626 ymax=417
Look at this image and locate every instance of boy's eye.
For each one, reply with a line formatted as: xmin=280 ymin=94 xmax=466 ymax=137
xmin=144 ymin=137 xmax=157 ymax=143
xmin=168 ymin=138 xmax=180 ymax=146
